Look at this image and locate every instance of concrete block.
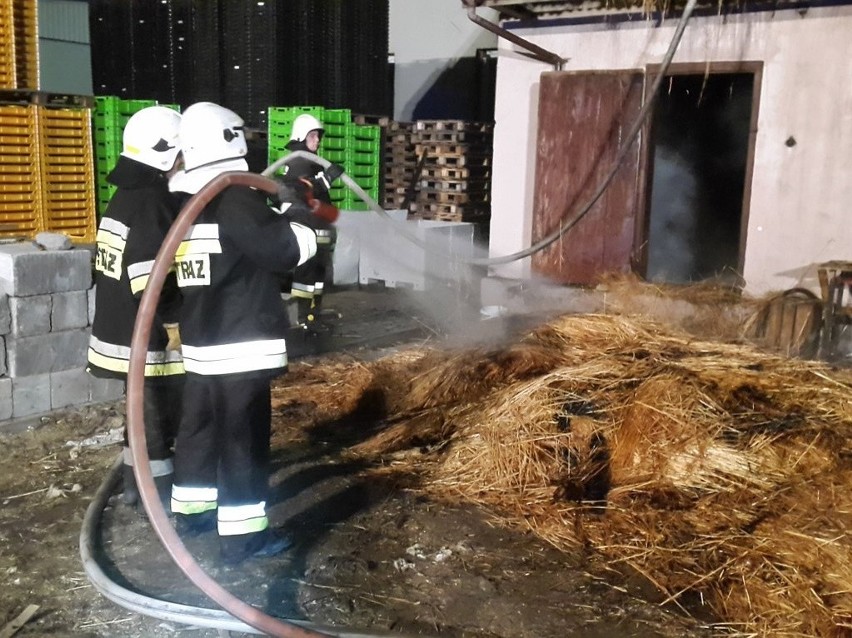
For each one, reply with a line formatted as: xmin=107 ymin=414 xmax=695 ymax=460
xmin=90 ymin=375 xmax=125 ymax=403
xmin=6 ymin=328 xmax=90 ymax=377
xmin=0 ymin=294 xmax=10 ymax=335
xmin=0 ymin=336 xmax=5 ymax=376
xmin=332 ymin=210 xmax=367 ymax=285
xmin=52 ymin=290 xmax=89 ymax=331
xmin=12 ymin=373 xmax=52 ymax=418
xmin=51 ymin=368 xmax=92 ymax=409
xmin=359 ymin=218 xmax=476 ymax=291
xmin=9 ymin=294 xmax=52 ymax=336
xmin=0 ymin=243 xmax=93 ymax=296
xmin=34 ymin=231 xmax=73 ymax=251
xmin=0 ymin=377 xmax=12 ymax=421
xmin=88 ymin=285 xmax=96 ymax=325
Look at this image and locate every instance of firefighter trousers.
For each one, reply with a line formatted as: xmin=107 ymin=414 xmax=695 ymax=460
xmin=173 ymin=373 xmax=272 ymax=529
xmin=122 ymin=376 xmax=183 ymax=462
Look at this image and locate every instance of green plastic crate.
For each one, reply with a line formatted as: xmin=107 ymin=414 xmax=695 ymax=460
xmin=353 ymin=175 xmax=378 ymax=190
xmin=344 ymin=150 xmax=378 ymax=166
xmin=319 ymin=149 xmax=346 ymax=164
xmin=321 ymin=136 xmax=347 ymax=151
xmin=323 ymin=109 xmax=351 ymax=124
xmin=268 ymin=105 xmax=324 ymax=123
xmin=349 ymin=123 xmax=380 ymax=141
xmin=345 ymin=163 xmax=379 ymax=179
xmin=351 ymin=138 xmax=380 ymax=153
xmin=118 ymin=99 xmax=156 ymax=115
xmin=323 ymin=123 xmax=347 ymax=137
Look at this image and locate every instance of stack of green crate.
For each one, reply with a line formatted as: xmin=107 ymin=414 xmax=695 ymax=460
xmin=340 ymin=123 xmax=381 ymax=211
xmin=91 ymin=97 xmax=178 ymax=215
xmin=91 ymin=96 xmax=124 ymax=214
xmin=316 ymin=108 xmax=350 ymax=208
xmin=267 ymin=106 xmax=382 ymax=211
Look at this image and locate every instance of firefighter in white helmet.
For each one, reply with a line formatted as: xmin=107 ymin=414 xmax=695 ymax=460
xmin=87 ymin=105 xmax=185 ymax=512
xmin=279 ymin=113 xmax=343 ymax=334
xmin=168 ymin=102 xmax=321 ymax=565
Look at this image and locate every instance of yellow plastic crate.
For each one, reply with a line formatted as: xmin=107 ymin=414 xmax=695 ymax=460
xmin=37 ymin=106 xmax=95 ymax=242
xmin=0 ymin=103 xmax=40 ymax=237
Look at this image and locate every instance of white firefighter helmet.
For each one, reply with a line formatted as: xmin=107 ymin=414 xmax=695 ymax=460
xmin=290 ymin=113 xmax=324 ymax=142
xmin=179 ymin=102 xmax=247 ymax=171
xmin=121 ymin=106 xmax=182 ymax=171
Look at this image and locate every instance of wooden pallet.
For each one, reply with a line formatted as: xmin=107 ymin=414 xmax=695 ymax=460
xmin=385 ymin=151 xmax=418 ymax=162
xmin=416 ymin=130 xmax=492 ymax=144
xmin=386 ymin=132 xmax=416 ymax=143
xmin=415 ymin=142 xmax=492 ymax=155
xmin=426 ymin=153 xmax=492 ymax=168
xmin=388 ymin=121 xmax=415 ymax=132
xmin=421 ymin=165 xmax=491 ymax=180
xmin=409 ymin=202 xmax=491 ymax=223
xmin=385 ymin=169 xmax=418 ymax=180
xmin=0 ymin=89 xmax=93 ymax=108
xmin=419 ymin=178 xmax=489 ymax=193
xmin=417 ymin=191 xmax=462 ymax=204
xmin=414 ymin=119 xmax=493 ymax=134
xmin=353 ymin=114 xmax=391 ymax=126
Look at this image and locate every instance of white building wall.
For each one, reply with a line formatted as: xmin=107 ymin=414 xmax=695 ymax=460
xmin=389 ymin=0 xmax=498 ymax=120
xmin=489 ymin=6 xmax=852 ymax=294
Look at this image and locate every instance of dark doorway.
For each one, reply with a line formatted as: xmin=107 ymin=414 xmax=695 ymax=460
xmin=644 ymin=71 xmax=756 ymax=284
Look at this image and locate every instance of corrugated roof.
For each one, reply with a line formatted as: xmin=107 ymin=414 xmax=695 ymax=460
xmin=477 ymin=0 xmax=837 ymax=19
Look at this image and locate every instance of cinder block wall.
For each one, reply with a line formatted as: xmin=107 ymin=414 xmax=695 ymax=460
xmin=0 ymin=241 xmax=123 ymax=424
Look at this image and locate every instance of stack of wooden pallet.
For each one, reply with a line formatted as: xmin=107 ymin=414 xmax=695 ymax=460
xmin=380 ymin=120 xmax=418 ymax=210
xmin=409 ymin=119 xmax=492 ymax=223
xmin=352 ymin=116 xmax=494 ymax=222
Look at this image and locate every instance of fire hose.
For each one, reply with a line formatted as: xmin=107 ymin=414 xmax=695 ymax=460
xmin=82 ymin=163 xmax=421 ymax=637
xmin=87 ymin=1 xmax=699 ymax=633
xmin=266 ymin=0 xmax=698 ymax=268
xmin=124 ymin=171 xmax=331 ymax=638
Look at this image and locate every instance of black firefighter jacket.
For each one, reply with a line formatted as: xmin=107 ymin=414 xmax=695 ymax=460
xmin=87 ymin=156 xmax=183 ymax=381
xmin=174 ymin=185 xmax=310 ymax=378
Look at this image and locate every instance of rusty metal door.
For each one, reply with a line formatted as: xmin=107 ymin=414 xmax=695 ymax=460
xmin=531 ymin=71 xmax=646 ymax=285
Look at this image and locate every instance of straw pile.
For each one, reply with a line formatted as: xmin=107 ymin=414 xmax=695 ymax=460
xmin=272 ymin=313 xmax=852 ymax=636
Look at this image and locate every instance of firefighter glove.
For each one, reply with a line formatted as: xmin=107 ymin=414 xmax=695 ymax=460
xmin=324 ymin=162 xmax=345 ymax=183
xmin=276 ymin=179 xmax=310 ymax=208
xmin=164 ymin=323 xmax=181 ymax=351
xmin=313 ymin=201 xmax=340 ymax=225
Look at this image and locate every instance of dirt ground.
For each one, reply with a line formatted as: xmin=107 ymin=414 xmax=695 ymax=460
xmin=0 ymin=287 xmax=726 ymax=638
xmin=0 ymin=399 xmax=722 ymax=638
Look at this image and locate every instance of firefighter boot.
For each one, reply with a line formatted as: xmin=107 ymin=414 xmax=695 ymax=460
xmin=174 ymin=510 xmax=217 ymax=537
xmin=153 ymin=473 xmax=174 ymax=514
xmin=121 ymin=463 xmax=140 ymax=507
xmin=220 ymin=528 xmax=294 ymax=566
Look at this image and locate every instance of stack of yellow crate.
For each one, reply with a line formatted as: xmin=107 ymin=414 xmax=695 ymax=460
xmin=0 ymin=1 xmax=15 ymax=89
xmin=37 ymin=107 xmax=95 ymax=241
xmin=0 ymin=103 xmax=95 ymax=243
xmin=11 ymin=0 xmax=38 ymax=90
xmin=0 ymin=103 xmax=41 ymax=239
xmin=0 ymin=0 xmax=92 ymax=242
